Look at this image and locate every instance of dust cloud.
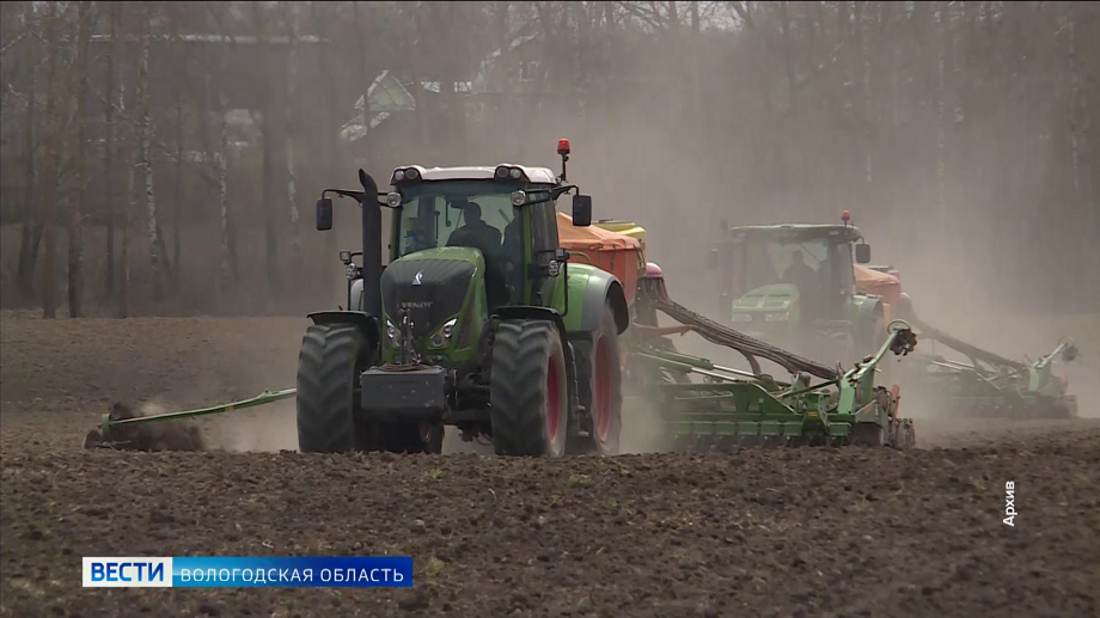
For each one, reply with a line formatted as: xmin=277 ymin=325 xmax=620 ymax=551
xmin=618 ymin=389 xmax=672 ymax=455
xmin=4 ymin=3 xmax=1097 ymax=452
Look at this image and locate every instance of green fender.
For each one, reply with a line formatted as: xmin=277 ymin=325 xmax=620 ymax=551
xmin=556 ymin=263 xmax=630 ymax=335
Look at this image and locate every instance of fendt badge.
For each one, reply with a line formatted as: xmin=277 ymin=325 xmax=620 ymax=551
xmin=413 ymin=270 xmax=424 ymax=286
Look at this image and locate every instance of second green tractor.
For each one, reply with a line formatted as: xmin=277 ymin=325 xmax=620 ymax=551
xmin=707 ymin=211 xmax=888 ymax=367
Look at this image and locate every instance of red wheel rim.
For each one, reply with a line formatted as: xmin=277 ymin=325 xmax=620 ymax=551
xmin=593 ymin=337 xmax=612 ymax=442
xmin=546 ymin=356 xmax=561 ymax=442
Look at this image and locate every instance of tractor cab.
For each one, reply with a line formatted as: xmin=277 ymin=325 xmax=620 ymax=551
xmin=708 ymin=211 xmax=883 ymax=361
xmin=385 ymin=164 xmax=561 ymax=311
xmin=370 ymin=154 xmax=591 ymax=367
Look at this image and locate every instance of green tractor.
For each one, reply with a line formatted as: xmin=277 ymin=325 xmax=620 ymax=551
xmin=623 ymin=264 xmax=919 ymax=450
xmin=299 ymin=139 xmax=630 ymax=457
xmin=707 ymin=211 xmax=887 ymax=367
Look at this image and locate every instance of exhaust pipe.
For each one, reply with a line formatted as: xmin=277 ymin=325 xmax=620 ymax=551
xmin=358 ymin=170 xmax=383 ymax=319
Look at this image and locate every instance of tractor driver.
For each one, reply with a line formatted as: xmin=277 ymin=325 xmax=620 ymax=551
xmin=448 ymin=200 xmax=509 ymax=306
xmin=783 ymin=249 xmax=820 ymax=301
xmin=448 ymin=200 xmax=502 ymax=255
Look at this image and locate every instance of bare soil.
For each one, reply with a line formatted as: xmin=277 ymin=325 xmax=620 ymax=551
xmin=2 ymin=314 xmax=1099 ymax=618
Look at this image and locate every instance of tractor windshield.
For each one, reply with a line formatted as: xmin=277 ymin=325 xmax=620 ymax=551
xmin=393 ymin=180 xmax=525 ymax=308
xmin=394 ymin=181 xmax=519 ymax=262
xmin=744 ymin=237 xmax=831 ymax=293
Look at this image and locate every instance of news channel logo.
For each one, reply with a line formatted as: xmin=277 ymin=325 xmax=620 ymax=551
xmin=83 ymin=556 xmax=413 ymax=588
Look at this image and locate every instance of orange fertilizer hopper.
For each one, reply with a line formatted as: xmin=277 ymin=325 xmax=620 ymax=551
xmin=854 ymin=263 xmax=902 ymax=323
xmin=854 ymin=264 xmax=901 ymax=306
xmin=558 ymin=211 xmax=645 ymax=304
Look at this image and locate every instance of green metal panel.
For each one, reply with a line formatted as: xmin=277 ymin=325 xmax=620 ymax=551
xmin=558 ymin=263 xmax=618 ymax=334
xmin=379 ymin=247 xmax=483 ymax=364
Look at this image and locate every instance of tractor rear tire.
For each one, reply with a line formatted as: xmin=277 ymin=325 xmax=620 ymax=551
xmin=296 ymin=324 xmax=367 ymax=453
xmin=589 ymin=301 xmax=624 ymax=456
xmin=489 ymin=320 xmax=569 ymax=457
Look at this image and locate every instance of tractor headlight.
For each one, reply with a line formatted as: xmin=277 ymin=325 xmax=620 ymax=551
xmin=510 ymin=190 xmax=527 ymax=207
xmin=386 ymin=319 xmax=400 ymax=347
xmin=429 ymin=318 xmax=458 ymax=349
xmin=346 ymin=263 xmax=359 ymax=280
xmin=405 ymin=167 xmax=420 ymax=180
xmin=386 ymin=191 xmax=403 ymax=207
xmin=509 ymin=167 xmax=523 ymax=180
xmin=394 ymin=170 xmax=406 ymax=181
xmin=731 ymin=313 xmax=753 ymax=323
xmin=765 ymin=312 xmax=789 ymax=322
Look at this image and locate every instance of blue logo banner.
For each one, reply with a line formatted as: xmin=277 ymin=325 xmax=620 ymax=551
xmin=171 ymin=556 xmax=413 ymax=587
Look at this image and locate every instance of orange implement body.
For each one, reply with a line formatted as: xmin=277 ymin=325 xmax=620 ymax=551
xmin=854 ymin=264 xmax=901 ymax=306
xmin=557 ymin=212 xmax=645 ymax=304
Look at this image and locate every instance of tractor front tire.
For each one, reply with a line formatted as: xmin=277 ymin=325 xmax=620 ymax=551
xmin=490 ymin=320 xmax=569 ymax=457
xmin=589 ymin=301 xmax=624 ymax=456
xmin=296 ymin=324 xmax=367 ymax=453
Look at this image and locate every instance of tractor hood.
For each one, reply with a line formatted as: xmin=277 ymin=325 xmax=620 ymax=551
xmin=381 ymin=247 xmax=480 ymax=340
xmin=730 ymin=283 xmax=800 ymax=327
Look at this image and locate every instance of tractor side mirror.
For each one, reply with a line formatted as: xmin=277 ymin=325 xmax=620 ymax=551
xmin=572 ymin=194 xmax=592 ymax=227
xmin=316 ymin=198 xmax=333 ymax=231
xmin=855 ymin=242 xmax=871 ymax=264
xmin=706 ymin=248 xmax=719 ymax=271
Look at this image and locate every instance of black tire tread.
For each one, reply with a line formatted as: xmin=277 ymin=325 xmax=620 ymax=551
xmin=490 ymin=320 xmax=563 ymax=457
xmin=296 ymin=324 xmax=363 ymax=453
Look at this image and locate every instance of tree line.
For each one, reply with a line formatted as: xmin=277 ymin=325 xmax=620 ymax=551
xmin=1 ymin=1 xmax=1097 ymax=318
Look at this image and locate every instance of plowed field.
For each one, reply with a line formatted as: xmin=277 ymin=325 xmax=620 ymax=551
xmin=2 ymin=314 xmax=1098 ymax=618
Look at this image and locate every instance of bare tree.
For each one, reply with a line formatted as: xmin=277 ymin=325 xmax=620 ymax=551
xmin=1067 ymin=2 xmax=1081 ymax=203
xmin=116 ymin=60 xmax=132 ymax=318
xmin=407 ymin=3 xmax=432 ymax=154
xmin=934 ymin=1 xmax=949 ymax=240
xmin=66 ymin=0 xmax=92 ymax=318
xmin=280 ymin=1 xmax=304 ymax=274
xmin=310 ymin=0 xmax=339 ymax=285
xmin=39 ymin=1 xmax=64 ymax=318
xmin=119 ymin=120 xmax=135 ymax=319
xmin=170 ymin=5 xmax=185 ymax=290
xmin=251 ymin=1 xmax=281 ymax=295
xmin=203 ymin=2 xmax=241 ymax=303
xmin=131 ymin=4 xmax=163 ymax=302
xmin=16 ymin=1 xmax=40 ymax=300
xmin=104 ymin=1 xmax=120 ymax=297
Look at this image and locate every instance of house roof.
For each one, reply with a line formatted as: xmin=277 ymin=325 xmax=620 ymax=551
xmin=341 ymin=70 xmax=417 ymax=143
xmin=470 ymin=32 xmax=540 ymax=94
